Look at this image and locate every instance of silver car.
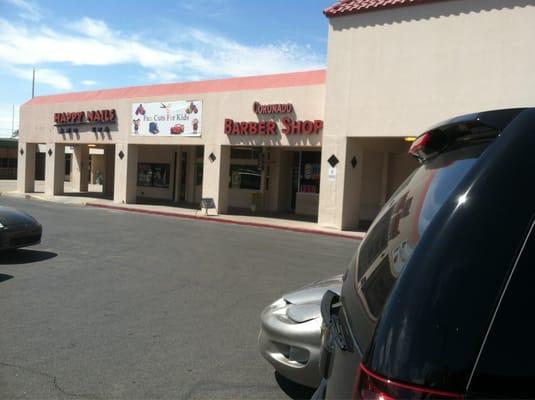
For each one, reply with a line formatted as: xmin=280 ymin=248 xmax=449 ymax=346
xmin=258 ymin=274 xmax=343 ymax=388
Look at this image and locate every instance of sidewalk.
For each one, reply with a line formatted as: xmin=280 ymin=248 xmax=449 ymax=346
xmin=0 ymin=180 xmax=365 ymax=240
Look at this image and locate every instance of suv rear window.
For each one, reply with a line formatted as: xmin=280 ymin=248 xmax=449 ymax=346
xmin=352 ymin=144 xmax=485 ymax=329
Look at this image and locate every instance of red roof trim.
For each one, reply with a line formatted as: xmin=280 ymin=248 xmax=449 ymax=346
xmin=25 ymin=69 xmax=326 ymax=106
xmin=324 ymin=0 xmax=450 ymax=18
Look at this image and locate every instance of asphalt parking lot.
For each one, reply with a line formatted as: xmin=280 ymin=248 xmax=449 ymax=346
xmin=0 ymin=196 xmax=357 ymax=400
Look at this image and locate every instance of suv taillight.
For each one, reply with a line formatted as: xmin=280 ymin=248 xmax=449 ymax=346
xmin=353 ymin=363 xmax=463 ymax=400
xmin=408 ymin=132 xmax=433 ymax=161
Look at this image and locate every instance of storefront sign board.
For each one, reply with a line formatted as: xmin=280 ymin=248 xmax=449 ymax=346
xmin=132 ymin=101 xmax=202 ymax=137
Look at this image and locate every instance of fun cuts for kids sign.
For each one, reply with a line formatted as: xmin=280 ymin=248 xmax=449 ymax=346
xmin=132 ymin=101 xmax=203 ymax=137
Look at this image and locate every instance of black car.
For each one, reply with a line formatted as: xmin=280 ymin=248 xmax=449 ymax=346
xmin=0 ymin=206 xmax=42 ymax=251
xmin=316 ymin=108 xmax=535 ymax=399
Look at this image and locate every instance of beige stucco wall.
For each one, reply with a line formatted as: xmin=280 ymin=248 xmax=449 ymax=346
xmin=18 ymin=81 xmax=325 ymax=213
xmin=318 ymin=0 xmax=535 ymax=230
xmin=19 ymin=84 xmax=325 ymax=147
xmin=319 ymin=137 xmax=417 ymax=230
xmin=325 ymin=0 xmax=535 ymax=139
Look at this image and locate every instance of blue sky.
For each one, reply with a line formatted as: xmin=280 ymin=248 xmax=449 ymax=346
xmin=0 ymin=0 xmax=334 ymax=137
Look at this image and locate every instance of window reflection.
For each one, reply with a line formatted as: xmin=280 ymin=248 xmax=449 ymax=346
xmin=355 ymin=145 xmax=483 ymax=321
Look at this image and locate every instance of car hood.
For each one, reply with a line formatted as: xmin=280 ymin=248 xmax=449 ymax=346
xmin=0 ymin=206 xmax=38 ymax=226
xmin=283 ymin=274 xmax=343 ymax=305
xmin=286 ymin=303 xmax=322 ymax=323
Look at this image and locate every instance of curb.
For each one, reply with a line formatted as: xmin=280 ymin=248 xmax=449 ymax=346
xmin=86 ymin=202 xmax=364 ymax=241
xmin=0 ymin=191 xmax=87 ymax=206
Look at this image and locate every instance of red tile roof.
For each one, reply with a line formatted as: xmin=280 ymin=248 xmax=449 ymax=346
xmin=25 ymin=69 xmax=326 ymax=106
xmin=324 ymin=0 xmax=449 ymax=18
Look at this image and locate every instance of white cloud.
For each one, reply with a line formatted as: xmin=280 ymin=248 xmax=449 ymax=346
xmin=71 ymin=18 xmax=116 ymax=39
xmin=5 ymin=0 xmax=42 ymax=21
xmin=8 ymin=66 xmax=72 ymax=90
xmin=0 ymin=17 xmax=324 ymax=89
xmin=81 ymin=80 xmax=97 ymax=86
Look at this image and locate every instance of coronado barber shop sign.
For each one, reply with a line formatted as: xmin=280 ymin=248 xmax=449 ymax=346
xmin=253 ymin=101 xmax=294 ymax=115
xmin=54 ymin=109 xmax=117 ymax=125
xmin=225 ymin=101 xmax=323 ymax=135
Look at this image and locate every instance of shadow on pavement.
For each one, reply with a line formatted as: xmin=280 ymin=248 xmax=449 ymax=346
xmin=275 ymin=372 xmax=316 ymax=400
xmin=0 ymin=249 xmax=57 ymax=265
xmin=0 ymin=273 xmax=13 ymax=283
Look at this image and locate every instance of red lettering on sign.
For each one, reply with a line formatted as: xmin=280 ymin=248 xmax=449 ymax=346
xmin=314 ymin=120 xmax=323 ymax=133
xmin=291 ymin=120 xmax=302 ymax=134
xmin=223 ymin=118 xmax=320 ymax=135
xmin=239 ymin=122 xmax=247 ymax=135
xmin=302 ymin=120 xmax=314 ymax=134
xmin=266 ymin=121 xmax=277 ymax=135
xmin=258 ymin=121 xmax=266 ymax=135
xmin=281 ymin=117 xmax=291 ymax=134
xmin=253 ymin=102 xmax=294 ymax=115
xmin=232 ymin=123 xmax=240 ymax=135
xmin=54 ymin=109 xmax=115 ymax=125
xmin=224 ymin=119 xmax=233 ymax=135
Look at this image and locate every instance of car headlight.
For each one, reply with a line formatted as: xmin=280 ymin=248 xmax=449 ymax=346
xmin=268 ymin=298 xmax=296 ymax=324
xmin=0 ymin=222 xmax=5 ymax=229
xmin=270 ymin=298 xmax=288 ymax=309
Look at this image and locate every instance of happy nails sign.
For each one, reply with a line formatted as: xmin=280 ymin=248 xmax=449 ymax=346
xmin=54 ymin=109 xmax=117 ymax=125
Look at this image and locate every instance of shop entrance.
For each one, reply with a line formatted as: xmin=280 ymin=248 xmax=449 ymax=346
xmin=135 ymin=145 xmax=203 ymax=207
xmin=288 ymin=150 xmax=321 ymax=214
xmin=227 ymin=146 xmax=321 ymax=220
xmin=63 ymin=144 xmax=115 ymax=199
xmin=25 ymin=143 xmax=114 ymax=197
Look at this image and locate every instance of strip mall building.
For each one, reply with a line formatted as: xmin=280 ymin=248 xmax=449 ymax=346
xmin=16 ymin=0 xmax=535 ymax=230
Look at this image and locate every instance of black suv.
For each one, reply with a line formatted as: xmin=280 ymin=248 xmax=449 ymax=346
xmin=316 ymin=108 xmax=535 ymax=399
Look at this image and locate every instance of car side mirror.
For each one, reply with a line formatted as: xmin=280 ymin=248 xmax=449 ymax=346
xmin=321 ymin=290 xmax=339 ymax=324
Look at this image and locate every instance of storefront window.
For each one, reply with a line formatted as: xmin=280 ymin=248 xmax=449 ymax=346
xmin=195 ymin=146 xmax=204 ymax=159
xmin=299 ymin=152 xmax=321 ymax=193
xmin=196 ymin=160 xmax=203 ymax=185
xmin=0 ymin=158 xmax=16 ymax=168
xmin=65 ymin=153 xmax=71 ymax=176
xmin=137 ymin=163 xmax=170 ymax=188
xmin=229 ymin=165 xmax=261 ymax=190
xmin=230 ymin=147 xmax=262 ymax=160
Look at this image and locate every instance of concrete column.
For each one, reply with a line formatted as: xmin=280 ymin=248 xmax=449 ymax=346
xmin=185 ymin=146 xmax=196 ymax=204
xmin=202 ymin=144 xmax=230 ymax=214
xmin=104 ymin=145 xmax=115 ymax=195
xmin=318 ymin=137 xmax=363 ymax=230
xmin=341 ymin=139 xmax=364 ymax=230
xmin=113 ymin=144 xmax=138 ymax=204
xmin=17 ymin=142 xmax=36 ymax=193
xmin=265 ymin=148 xmax=281 ymax=212
xmin=173 ymin=146 xmax=181 ymax=202
xmin=71 ymin=144 xmax=89 ymax=192
xmin=44 ymin=143 xmax=65 ymax=196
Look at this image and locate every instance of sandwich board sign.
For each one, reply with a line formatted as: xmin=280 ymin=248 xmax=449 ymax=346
xmin=199 ymin=198 xmax=217 ymax=215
